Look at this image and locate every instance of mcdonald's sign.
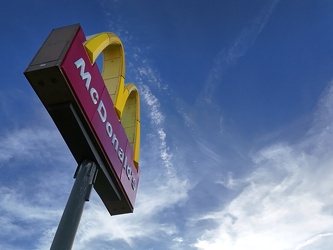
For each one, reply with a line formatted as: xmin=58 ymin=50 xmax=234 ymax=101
xmin=24 ymin=24 xmax=140 ymax=215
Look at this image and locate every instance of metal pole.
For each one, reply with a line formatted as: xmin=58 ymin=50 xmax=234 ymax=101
xmin=50 ymin=160 xmax=98 ymax=250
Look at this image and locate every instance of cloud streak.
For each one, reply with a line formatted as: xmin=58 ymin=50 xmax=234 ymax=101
xmin=163 ymin=0 xmax=282 ymax=179
xmin=198 ymin=0 xmax=280 ymax=106
xmin=191 ymin=82 xmax=333 ymax=250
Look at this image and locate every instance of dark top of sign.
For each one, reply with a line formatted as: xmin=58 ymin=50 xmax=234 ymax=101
xmin=27 ymin=24 xmax=81 ymax=71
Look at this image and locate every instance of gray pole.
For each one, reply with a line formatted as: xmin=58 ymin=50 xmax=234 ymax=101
xmin=50 ymin=160 xmax=98 ymax=250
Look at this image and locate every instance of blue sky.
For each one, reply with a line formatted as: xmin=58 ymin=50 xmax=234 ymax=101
xmin=1 ymin=0 xmax=333 ymax=249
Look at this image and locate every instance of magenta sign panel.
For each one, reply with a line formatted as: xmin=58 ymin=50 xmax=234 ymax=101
xmin=61 ymin=28 xmax=139 ymax=208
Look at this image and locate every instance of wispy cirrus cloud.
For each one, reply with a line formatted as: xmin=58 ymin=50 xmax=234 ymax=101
xmin=198 ymin=0 xmax=280 ymax=105
xmin=294 ymin=233 xmax=333 ymax=250
xmin=191 ymin=82 xmax=333 ymax=250
xmin=164 ymin=0 xmax=282 ymax=178
xmin=0 ymin=126 xmax=72 ymax=166
xmin=0 ymin=126 xmax=75 ymax=250
xmin=100 ymin=0 xmax=176 ymax=174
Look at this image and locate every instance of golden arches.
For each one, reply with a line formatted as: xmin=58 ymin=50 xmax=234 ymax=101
xmin=84 ymin=33 xmax=140 ymax=169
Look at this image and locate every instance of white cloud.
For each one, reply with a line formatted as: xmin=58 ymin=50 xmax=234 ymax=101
xmin=0 ymin=184 xmax=65 ymax=250
xmin=216 ymin=171 xmax=239 ymax=190
xmin=0 ymin=186 xmax=61 ymax=221
xmin=0 ymin=124 xmax=78 ymax=249
xmin=140 ymin=84 xmax=165 ymax=125
xmin=0 ymin=126 xmax=71 ymax=166
xmin=191 ymin=83 xmax=333 ymax=250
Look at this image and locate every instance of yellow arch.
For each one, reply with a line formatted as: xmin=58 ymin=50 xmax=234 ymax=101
xmin=84 ymin=32 xmax=140 ymax=169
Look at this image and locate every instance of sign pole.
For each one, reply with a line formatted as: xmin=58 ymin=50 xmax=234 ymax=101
xmin=50 ymin=160 xmax=98 ymax=250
